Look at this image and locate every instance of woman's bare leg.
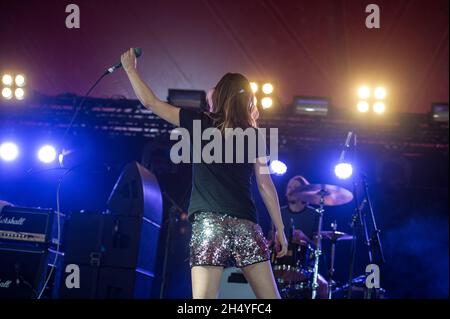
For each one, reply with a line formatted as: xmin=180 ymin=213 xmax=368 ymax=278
xmin=241 ymin=261 xmax=281 ymax=299
xmin=191 ymin=266 xmax=224 ymax=299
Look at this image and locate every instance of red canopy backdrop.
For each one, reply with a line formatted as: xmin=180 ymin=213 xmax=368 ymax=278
xmin=0 ymin=0 xmax=448 ymax=113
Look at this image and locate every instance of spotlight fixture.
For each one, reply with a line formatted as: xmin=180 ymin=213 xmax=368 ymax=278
xmin=250 ymin=82 xmax=258 ymax=93
xmin=2 ymin=87 xmax=13 ymax=100
xmin=261 ymin=97 xmax=273 ymax=109
xmin=2 ymin=74 xmax=13 ymax=86
xmin=357 ymin=86 xmax=371 ymax=99
xmin=250 ymin=80 xmax=275 ymax=110
xmin=373 ymin=101 xmax=386 ymax=114
xmin=0 ymin=142 xmax=19 ymax=162
xmin=262 ymin=83 xmax=274 ymax=95
xmin=334 ymin=162 xmax=353 ymax=179
xmin=355 ymin=84 xmax=388 ymax=114
xmin=15 ymin=88 xmax=25 ymax=100
xmin=293 ymin=96 xmax=329 ymax=116
xmin=15 ymin=74 xmax=26 ymax=87
xmin=374 ymin=87 xmax=387 ymax=99
xmin=1 ymin=72 xmax=27 ymax=101
xmin=357 ymin=101 xmax=370 ymax=113
xmin=167 ymin=89 xmax=207 ymax=110
xmin=269 ymin=160 xmax=287 ymax=176
xmin=38 ymin=145 xmax=57 ymax=164
xmin=431 ymin=103 xmax=449 ymax=123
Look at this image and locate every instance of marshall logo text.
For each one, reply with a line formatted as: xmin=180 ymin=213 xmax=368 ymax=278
xmin=0 ymin=217 xmax=26 ymax=226
xmin=0 ymin=280 xmax=13 ymax=289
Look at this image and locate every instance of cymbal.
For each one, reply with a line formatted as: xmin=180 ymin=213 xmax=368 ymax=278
xmin=291 ymin=184 xmax=353 ymax=206
xmin=314 ymin=231 xmax=353 ymax=242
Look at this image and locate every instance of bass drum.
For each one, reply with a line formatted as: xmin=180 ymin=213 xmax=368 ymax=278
xmin=271 ymin=241 xmax=314 ymax=299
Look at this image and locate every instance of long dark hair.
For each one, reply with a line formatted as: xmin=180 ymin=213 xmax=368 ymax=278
xmin=209 ymin=73 xmax=257 ymax=131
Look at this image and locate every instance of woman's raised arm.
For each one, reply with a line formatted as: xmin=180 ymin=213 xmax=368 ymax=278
xmin=121 ymin=48 xmax=180 ymax=126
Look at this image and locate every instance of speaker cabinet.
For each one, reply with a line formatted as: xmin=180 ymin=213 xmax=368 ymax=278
xmin=0 ymin=244 xmax=48 ymax=299
xmin=58 ymin=162 xmax=163 ymax=299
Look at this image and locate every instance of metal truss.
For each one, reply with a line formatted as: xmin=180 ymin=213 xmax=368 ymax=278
xmin=0 ymin=93 xmax=448 ymax=154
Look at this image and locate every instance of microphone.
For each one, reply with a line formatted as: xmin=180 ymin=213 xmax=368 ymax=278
xmin=106 ymin=48 xmax=142 ymax=74
xmin=338 ymin=131 xmax=353 ymax=162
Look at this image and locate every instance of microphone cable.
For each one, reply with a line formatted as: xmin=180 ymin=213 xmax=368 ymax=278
xmin=60 ymin=71 xmax=109 ymax=145
xmin=36 ymin=163 xmax=113 ymax=299
xmin=61 ymin=47 xmax=141 ymax=146
xmin=36 ymin=48 xmax=141 ymax=298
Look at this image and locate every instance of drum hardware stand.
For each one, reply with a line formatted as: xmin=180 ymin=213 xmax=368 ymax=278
xmin=346 ymin=179 xmax=368 ymax=298
xmin=361 ymin=173 xmax=385 ymax=264
xmin=345 ymin=132 xmax=386 ymax=299
xmin=344 ymin=132 xmax=370 ymax=299
xmin=311 ymin=189 xmax=325 ymax=299
xmin=348 ymin=174 xmax=385 ymax=299
xmin=327 ymin=220 xmax=338 ymax=299
xmin=361 ymin=173 xmax=385 ymax=299
xmin=290 ymin=180 xmax=353 ymax=299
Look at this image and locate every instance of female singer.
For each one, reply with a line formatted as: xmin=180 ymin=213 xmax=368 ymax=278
xmin=121 ymin=48 xmax=287 ymax=299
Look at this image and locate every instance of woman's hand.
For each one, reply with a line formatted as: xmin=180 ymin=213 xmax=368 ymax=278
xmin=121 ymin=48 xmax=137 ymax=73
xmin=274 ymin=228 xmax=288 ymax=258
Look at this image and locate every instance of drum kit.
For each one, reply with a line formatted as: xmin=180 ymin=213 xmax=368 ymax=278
xmin=271 ymin=183 xmax=356 ymax=299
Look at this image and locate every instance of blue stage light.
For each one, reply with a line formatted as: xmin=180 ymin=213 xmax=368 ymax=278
xmin=0 ymin=142 xmax=19 ymax=161
xmin=270 ymin=160 xmax=287 ymax=176
xmin=334 ymin=162 xmax=353 ymax=179
xmin=38 ymin=145 xmax=57 ymax=164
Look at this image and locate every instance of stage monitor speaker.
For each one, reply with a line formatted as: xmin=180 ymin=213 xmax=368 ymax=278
xmin=107 ymin=161 xmax=163 ymax=225
xmin=218 ymin=267 xmax=256 ymax=299
xmin=58 ymin=162 xmax=163 ymax=298
xmin=62 ymin=212 xmax=160 ymax=273
xmin=101 ymin=215 xmax=160 ymax=271
xmin=61 ymin=212 xmax=104 ymax=267
xmin=0 ymin=244 xmax=48 ymax=299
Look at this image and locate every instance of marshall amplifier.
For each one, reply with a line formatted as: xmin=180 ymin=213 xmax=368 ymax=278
xmin=0 ymin=244 xmax=49 ymax=299
xmin=0 ymin=206 xmax=54 ymax=246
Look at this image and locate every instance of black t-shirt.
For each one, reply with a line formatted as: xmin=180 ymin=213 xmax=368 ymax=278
xmin=280 ymin=205 xmax=319 ymax=240
xmin=179 ymin=108 xmax=264 ymax=223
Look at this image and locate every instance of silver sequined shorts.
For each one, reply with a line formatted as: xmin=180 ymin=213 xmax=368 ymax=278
xmin=190 ymin=211 xmax=270 ymax=268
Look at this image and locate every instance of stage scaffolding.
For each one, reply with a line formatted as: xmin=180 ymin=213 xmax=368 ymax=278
xmin=0 ymin=93 xmax=448 ymax=154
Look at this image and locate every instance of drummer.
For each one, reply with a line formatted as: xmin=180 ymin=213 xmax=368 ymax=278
xmin=271 ymin=175 xmax=328 ymax=298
